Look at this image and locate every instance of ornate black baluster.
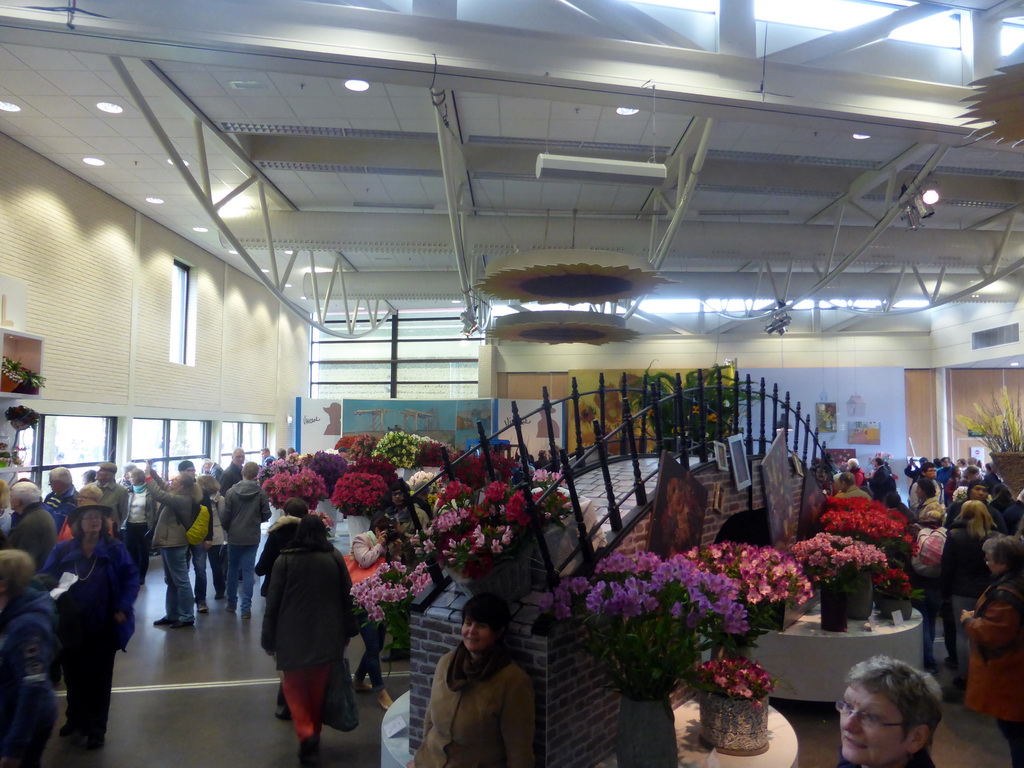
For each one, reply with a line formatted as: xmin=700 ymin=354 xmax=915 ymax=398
xmin=522 ymin=487 xmax=558 ymax=588
xmin=732 ymin=372 xmax=740 ymax=437
xmin=622 ymin=399 xmax=647 ymax=507
xmin=651 ymin=383 xmax=664 ymax=457
xmin=697 ymin=369 xmax=709 ymax=463
xmin=772 ymin=384 xmax=780 ymax=447
xmin=598 ymin=373 xmax=607 ymax=445
xmin=715 ymin=373 xmax=724 ymax=442
xmin=758 ymin=377 xmax=767 ymax=453
xmin=802 ymin=418 xmax=811 ymax=465
xmin=793 ymin=402 xmax=802 ymax=456
xmin=619 ymin=373 xmax=629 ymax=456
xmin=558 ymin=448 xmax=594 ymax=564
xmin=511 ymin=401 xmax=532 ymax=487
xmin=812 ymin=430 xmax=820 ymax=464
xmin=745 ymin=374 xmax=754 ymax=455
xmin=592 ymin=420 xmax=621 ymax=531
xmin=571 ymin=376 xmax=585 ymax=462
xmin=674 ymin=373 xmax=684 ymax=456
xmin=440 ymin=447 xmax=456 ymax=482
xmin=542 ymin=387 xmax=560 ymax=473
xmin=476 ymin=420 xmax=497 ymax=482
xmin=638 ymin=380 xmax=649 ymax=455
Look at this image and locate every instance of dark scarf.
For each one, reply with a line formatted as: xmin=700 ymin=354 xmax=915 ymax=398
xmin=446 ymin=642 xmax=512 ymax=692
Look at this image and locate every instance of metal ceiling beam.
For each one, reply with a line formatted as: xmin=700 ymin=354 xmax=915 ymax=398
xmin=432 ymin=87 xmax=474 ymax=301
xmin=564 ymin=0 xmax=705 ymax=50
xmin=768 ymin=4 xmax=941 ymax=66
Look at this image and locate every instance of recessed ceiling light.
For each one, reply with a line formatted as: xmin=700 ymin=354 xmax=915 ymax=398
xmin=192 ymin=226 xmax=209 ymax=233
xmin=284 ymin=250 xmax=294 ymax=255
xmin=96 ymin=102 xmax=123 ymax=114
xmin=852 ymin=133 xmax=871 ymax=140
xmin=301 ymin=295 xmax=307 ymax=300
xmin=0 ymin=101 xmax=21 ymax=112
xmin=451 ymin=300 xmax=461 ymax=304
xmin=344 ymin=79 xmax=370 ymax=92
xmin=228 ymin=249 xmax=238 ymax=255
xmin=261 ymin=268 xmax=269 ymax=273
xmin=616 ymin=107 xmax=639 ymax=116
xmin=145 ymin=197 xmax=163 ymax=204
xmin=167 ymin=158 xmax=190 ymax=167
xmin=82 ymin=157 xmax=105 ymax=166
xmin=285 ymin=283 xmax=292 ymax=288
xmin=1012 ymin=362 xmax=1020 ymax=367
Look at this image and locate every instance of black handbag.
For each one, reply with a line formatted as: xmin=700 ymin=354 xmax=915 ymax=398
xmin=322 ymin=657 xmax=359 ymax=732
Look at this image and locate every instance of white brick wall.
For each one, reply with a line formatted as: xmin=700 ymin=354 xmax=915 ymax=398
xmin=0 ymin=131 xmax=308 ymax=453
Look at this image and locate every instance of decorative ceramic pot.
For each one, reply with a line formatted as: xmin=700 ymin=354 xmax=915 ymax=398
xmin=992 ymin=452 xmax=1024 ymax=497
xmin=345 ymin=514 xmax=371 ymax=537
xmin=846 ymin=570 xmax=874 ymax=620
xmin=448 ymin=545 xmax=534 ymax=603
xmin=875 ymin=596 xmax=913 ymax=622
xmin=820 ymin=589 xmax=848 ymax=632
xmin=699 ymin=692 xmax=770 ymax=756
xmin=616 ymin=697 xmax=677 ymax=768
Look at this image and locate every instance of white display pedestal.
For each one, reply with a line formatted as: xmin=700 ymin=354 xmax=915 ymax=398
xmin=750 ymin=604 xmax=923 ymax=702
xmin=594 ymin=700 xmax=797 ymax=768
xmin=380 ymin=694 xmax=797 ymax=768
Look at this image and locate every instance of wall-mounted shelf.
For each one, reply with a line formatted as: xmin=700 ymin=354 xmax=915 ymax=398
xmin=1 ymin=330 xmax=44 ymax=399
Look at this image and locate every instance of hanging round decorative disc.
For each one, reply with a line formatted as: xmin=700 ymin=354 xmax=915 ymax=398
xmin=962 ymin=63 xmax=1024 ymax=144
xmin=478 ymin=249 xmax=673 ymax=303
xmin=489 ymin=311 xmax=639 ymax=345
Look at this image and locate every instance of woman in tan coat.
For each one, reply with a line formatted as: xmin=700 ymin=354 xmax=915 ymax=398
xmin=963 ymin=535 xmax=1024 ymax=767
xmin=412 ymin=593 xmax=534 ymax=768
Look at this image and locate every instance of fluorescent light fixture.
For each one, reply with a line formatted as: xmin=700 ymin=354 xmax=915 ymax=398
xmin=228 ymin=250 xmax=238 ymax=255
xmin=892 ymin=299 xmax=929 ymax=308
xmin=261 ymin=269 xmax=270 ymax=273
xmin=1012 ymin=362 xmax=1020 ymax=367
xmin=0 ymin=101 xmax=21 ymax=112
xmin=536 ymin=153 xmax=667 ymax=185
xmin=192 ymin=226 xmax=209 ymax=233
xmin=96 ymin=102 xmax=123 ymax=114
xmin=345 ymin=79 xmax=370 ymax=92
xmin=852 ymin=133 xmax=871 ymax=140
xmin=921 ymin=189 xmax=940 ymax=205
xmin=83 ymin=157 xmax=105 ymax=166
xmin=285 ymin=283 xmax=292 ymax=288
xmin=616 ymin=107 xmax=639 ymax=116
xmin=451 ymin=300 xmax=461 ymax=303
xmin=145 ymin=197 xmax=164 ymax=204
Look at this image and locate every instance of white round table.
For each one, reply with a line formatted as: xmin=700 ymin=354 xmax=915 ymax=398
xmin=594 ymin=700 xmax=797 ymax=768
xmin=750 ymin=605 xmax=923 ymax=702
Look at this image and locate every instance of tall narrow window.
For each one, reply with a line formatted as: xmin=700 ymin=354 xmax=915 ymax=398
xmin=170 ymin=260 xmax=191 ymax=365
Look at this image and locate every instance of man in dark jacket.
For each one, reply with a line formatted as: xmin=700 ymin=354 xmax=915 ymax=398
xmin=223 ymin=462 xmax=271 ymax=619
xmin=219 ymin=448 xmax=246 ymax=496
xmin=42 ymin=467 xmax=77 ymax=533
xmin=944 ymin=482 xmax=1009 ymax=533
xmin=8 ymin=482 xmax=57 ymax=571
xmin=0 ymin=549 xmax=58 ymax=768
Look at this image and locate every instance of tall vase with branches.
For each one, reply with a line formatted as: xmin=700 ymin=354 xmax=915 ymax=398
xmin=957 ymin=386 xmax=1024 ymax=494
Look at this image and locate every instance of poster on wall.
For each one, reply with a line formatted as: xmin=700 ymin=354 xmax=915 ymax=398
xmin=727 ymin=433 xmax=751 ymax=491
xmin=824 ymin=447 xmax=857 ymax=468
xmin=494 ymin=399 xmax=566 ymax=462
xmin=762 ymin=432 xmax=796 ymax=549
xmin=848 ymin=421 xmax=881 ymax=445
xmin=815 ymin=402 xmax=837 ymax=433
xmin=297 ymin=398 xmax=345 ymax=454
xmin=970 ymin=446 xmax=987 ymax=465
xmin=341 ymin=398 xmax=491 ymax=449
xmin=647 ymin=452 xmax=707 ymax=559
xmin=798 ymin=470 xmax=827 ymax=542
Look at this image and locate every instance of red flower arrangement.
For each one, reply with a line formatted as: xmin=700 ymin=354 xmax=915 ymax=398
xmin=873 ymin=567 xmax=921 ymax=600
xmin=334 ymin=433 xmax=378 ymax=462
xmin=450 ymin=454 xmax=517 ymax=491
xmin=693 ymin=657 xmax=775 ymax=705
xmin=348 ymin=456 xmax=399 ymax=487
xmin=416 ymin=440 xmax=457 ymax=468
xmin=261 ymin=468 xmax=327 ymax=509
xmin=819 ymin=497 xmax=916 ymax=558
xmin=331 ymin=471 xmax=390 ymax=517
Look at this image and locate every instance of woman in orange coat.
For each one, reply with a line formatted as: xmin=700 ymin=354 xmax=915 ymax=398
xmin=962 ymin=535 xmax=1024 ymax=767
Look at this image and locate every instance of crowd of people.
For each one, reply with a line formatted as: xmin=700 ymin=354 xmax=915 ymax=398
xmin=3 ymin=442 xmax=1024 ymax=767
xmin=828 ymin=453 xmax=1024 ymax=766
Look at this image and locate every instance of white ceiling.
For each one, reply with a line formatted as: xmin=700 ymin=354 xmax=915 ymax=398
xmin=0 ymin=0 xmax=1023 ymax=340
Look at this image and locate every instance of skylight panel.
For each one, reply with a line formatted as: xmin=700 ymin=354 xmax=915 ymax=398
xmin=755 ymin=0 xmax=892 ymax=33
xmin=631 ymin=0 xmax=716 ymax=11
xmin=889 ymin=11 xmax=960 ymax=49
xmin=638 ymin=299 xmax=702 ymax=313
xmin=1002 ymin=22 xmax=1024 ymax=56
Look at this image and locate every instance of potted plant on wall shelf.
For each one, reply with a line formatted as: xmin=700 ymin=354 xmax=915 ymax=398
xmin=957 ymin=386 xmax=1024 ymax=495
xmin=1 ymin=357 xmax=45 ymax=395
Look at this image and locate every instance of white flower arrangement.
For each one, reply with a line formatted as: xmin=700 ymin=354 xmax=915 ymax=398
xmin=407 ymin=469 xmax=439 ymax=493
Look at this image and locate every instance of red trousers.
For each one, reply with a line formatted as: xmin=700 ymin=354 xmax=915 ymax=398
xmin=281 ymin=663 xmax=332 ymax=742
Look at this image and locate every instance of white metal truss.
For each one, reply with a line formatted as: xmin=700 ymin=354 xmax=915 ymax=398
xmin=112 ymin=57 xmax=392 ymax=339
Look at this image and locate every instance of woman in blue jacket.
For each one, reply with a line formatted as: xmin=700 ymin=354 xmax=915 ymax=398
xmin=0 ymin=549 xmax=58 ymax=768
xmin=41 ymin=504 xmax=138 ymax=750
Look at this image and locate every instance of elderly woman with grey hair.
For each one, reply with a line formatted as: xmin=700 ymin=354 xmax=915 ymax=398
xmin=836 ymin=655 xmax=942 ymax=768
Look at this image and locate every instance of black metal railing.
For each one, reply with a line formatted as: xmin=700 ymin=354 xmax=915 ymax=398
xmin=401 ymin=371 xmax=836 ymax=601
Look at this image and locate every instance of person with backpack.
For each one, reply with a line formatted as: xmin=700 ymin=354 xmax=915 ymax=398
xmin=962 ymin=535 xmax=1024 ymax=767
xmin=911 ymin=505 xmax=947 ymax=673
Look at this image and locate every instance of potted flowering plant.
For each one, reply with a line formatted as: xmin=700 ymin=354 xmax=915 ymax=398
xmin=0 ymin=441 xmax=23 ymax=468
xmin=331 ymin=471 xmax=390 ymax=517
xmin=541 ymin=551 xmax=749 ymax=768
xmin=299 ymin=451 xmax=349 ymax=497
xmin=372 ymin=430 xmax=426 ymax=469
xmin=872 ymin=567 xmax=920 ymax=621
xmin=819 ymin=497 xmax=916 ymax=560
xmin=416 ymin=440 xmax=455 ymax=468
xmin=1 ymin=357 xmax=45 ymax=395
xmin=789 ymin=533 xmax=887 ymax=632
xmin=350 ymin=562 xmax=432 ymax=651
xmin=257 ymin=455 xmax=301 ymax=485
xmin=450 ymin=453 xmax=516 ymax=490
xmin=261 ymin=468 xmax=327 ymax=509
xmin=684 ymin=542 xmax=813 ymax=649
xmin=4 ymin=405 xmax=39 ymax=431
xmin=349 ymin=456 xmax=399 ymax=487
xmin=311 ymin=510 xmax=336 ymax=536
xmin=693 ymin=657 xmax=775 ymax=756
xmin=336 ymin=433 xmax=379 ymax=462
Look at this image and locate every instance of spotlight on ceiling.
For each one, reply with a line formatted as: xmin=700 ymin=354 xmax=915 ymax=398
xmin=616 ymin=107 xmax=639 ymax=116
xmin=460 ymin=307 xmax=479 ymax=336
xmin=921 ymin=188 xmax=940 ymax=206
xmin=900 ymin=184 xmax=935 ymax=230
xmin=764 ymin=308 xmax=791 ymax=336
xmin=345 ymin=79 xmax=370 ymax=92
xmin=852 ymin=133 xmax=871 ymax=140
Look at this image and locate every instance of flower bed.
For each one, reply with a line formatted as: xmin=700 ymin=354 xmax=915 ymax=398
xmin=261 ymin=468 xmax=327 ymax=509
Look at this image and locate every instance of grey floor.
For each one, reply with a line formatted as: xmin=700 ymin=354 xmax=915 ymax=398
xmin=39 ymin=555 xmax=1009 ymax=768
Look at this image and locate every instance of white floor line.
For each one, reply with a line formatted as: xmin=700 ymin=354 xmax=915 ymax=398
xmin=98 ymin=669 xmax=411 ymax=695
